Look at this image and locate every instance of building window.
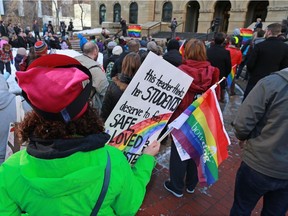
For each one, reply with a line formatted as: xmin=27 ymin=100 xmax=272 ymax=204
xmin=113 ymin=3 xmax=121 ymax=22
xmin=162 ymin=1 xmax=172 ymax=22
xmin=129 ymin=2 xmax=138 ymax=24
xmin=99 ymin=4 xmax=106 ymax=24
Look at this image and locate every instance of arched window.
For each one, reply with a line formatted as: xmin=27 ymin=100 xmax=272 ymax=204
xmin=99 ymin=4 xmax=106 ymax=25
xmin=162 ymin=2 xmax=172 ymax=22
xmin=113 ymin=3 xmax=121 ymax=22
xmin=129 ymin=2 xmax=138 ymax=24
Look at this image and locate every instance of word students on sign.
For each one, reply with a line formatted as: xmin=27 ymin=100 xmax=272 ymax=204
xmin=105 ymin=52 xmax=193 ymax=164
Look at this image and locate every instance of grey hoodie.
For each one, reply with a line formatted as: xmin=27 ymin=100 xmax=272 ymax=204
xmin=0 ymin=75 xmax=31 ymax=164
xmin=233 ymin=68 xmax=288 ymax=179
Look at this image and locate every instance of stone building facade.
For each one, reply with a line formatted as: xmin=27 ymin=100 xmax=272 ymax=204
xmin=90 ymin=0 xmax=288 ymax=34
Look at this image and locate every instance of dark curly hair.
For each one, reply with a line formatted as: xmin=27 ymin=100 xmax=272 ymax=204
xmin=19 ymin=105 xmax=105 ymax=141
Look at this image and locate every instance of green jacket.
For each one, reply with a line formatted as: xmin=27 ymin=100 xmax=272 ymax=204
xmin=0 ymin=134 xmax=156 ymax=215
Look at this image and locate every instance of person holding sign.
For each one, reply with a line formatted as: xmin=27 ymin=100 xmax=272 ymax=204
xmin=0 ymin=54 xmax=160 ymax=215
xmin=101 ymin=52 xmax=141 ymax=121
xmin=164 ymin=39 xmax=220 ymax=198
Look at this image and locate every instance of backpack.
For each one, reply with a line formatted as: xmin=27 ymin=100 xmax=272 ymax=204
xmin=105 ymin=61 xmax=115 ymax=83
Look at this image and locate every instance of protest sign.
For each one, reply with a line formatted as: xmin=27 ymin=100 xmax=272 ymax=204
xmin=105 ymin=52 xmax=193 ymax=164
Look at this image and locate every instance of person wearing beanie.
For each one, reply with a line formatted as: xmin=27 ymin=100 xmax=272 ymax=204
xmin=163 ymin=39 xmax=182 ymax=67
xmin=0 ymin=43 xmax=13 ymax=78
xmin=147 ymin=41 xmax=158 ymax=54
xmin=0 ymin=54 xmax=160 ymax=215
xmin=0 ymin=36 xmax=9 ymax=50
xmin=34 ymin=41 xmax=48 ymax=57
xmin=103 ymin=41 xmax=117 ymax=70
xmin=0 ymin=75 xmax=31 ymax=164
xmin=14 ymin=47 xmax=27 ymax=71
xmin=226 ymin=36 xmax=242 ymax=95
xmin=105 ymin=46 xmax=123 ymax=83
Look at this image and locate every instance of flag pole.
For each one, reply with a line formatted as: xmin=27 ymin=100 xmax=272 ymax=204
xmin=157 ymin=127 xmax=174 ymax=143
xmin=217 ymin=77 xmax=226 ymax=85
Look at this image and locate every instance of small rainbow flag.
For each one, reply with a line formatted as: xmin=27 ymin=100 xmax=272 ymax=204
xmin=128 ymin=25 xmax=142 ymax=38
xmin=179 ymin=40 xmax=186 ymax=57
xmin=240 ymin=28 xmax=253 ymax=45
xmin=227 ymin=65 xmax=237 ymax=88
xmin=169 ymin=85 xmax=230 ymax=185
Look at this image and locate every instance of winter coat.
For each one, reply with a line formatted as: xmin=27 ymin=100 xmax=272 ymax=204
xmin=163 ymin=49 xmax=183 ymax=67
xmin=233 ymin=68 xmax=288 ymax=179
xmin=0 ymin=132 xmax=156 ymax=215
xmin=14 ymin=54 xmax=25 ymax=71
xmin=101 ymin=74 xmax=131 ymax=121
xmin=207 ymin=44 xmax=231 ymax=88
xmin=226 ymin=45 xmax=242 ymax=67
xmin=246 ymin=37 xmax=288 ymax=85
xmin=0 ymin=76 xmax=31 ymax=164
xmin=169 ymin=59 xmax=220 ymax=122
xmin=77 ymin=34 xmax=88 ymax=51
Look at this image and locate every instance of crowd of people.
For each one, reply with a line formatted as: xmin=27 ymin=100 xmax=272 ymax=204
xmin=0 ymin=17 xmax=288 ymax=215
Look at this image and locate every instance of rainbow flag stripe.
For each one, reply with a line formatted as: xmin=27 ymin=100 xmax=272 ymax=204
xmin=109 ymin=113 xmax=171 ymax=153
xmin=179 ymin=40 xmax=186 ymax=57
xmin=240 ymin=28 xmax=253 ymax=44
xmin=128 ymin=25 xmax=142 ymax=37
xmin=227 ymin=65 xmax=237 ymax=88
xmin=170 ymin=86 xmax=230 ymax=185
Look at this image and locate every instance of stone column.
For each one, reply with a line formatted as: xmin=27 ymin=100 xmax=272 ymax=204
xmin=227 ymin=8 xmax=247 ymax=33
xmin=197 ymin=9 xmax=214 ymax=34
xmin=266 ymin=6 xmax=288 ymax=22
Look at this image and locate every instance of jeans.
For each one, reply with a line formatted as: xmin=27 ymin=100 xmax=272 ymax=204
xmin=230 ymin=162 xmax=288 ymax=216
xmin=0 ymin=61 xmax=11 ymax=74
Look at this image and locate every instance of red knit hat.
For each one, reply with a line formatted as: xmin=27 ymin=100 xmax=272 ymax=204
xmin=34 ymin=41 xmax=48 ymax=56
xmin=16 ymin=54 xmax=92 ymax=122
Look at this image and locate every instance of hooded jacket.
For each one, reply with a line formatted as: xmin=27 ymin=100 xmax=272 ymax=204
xmin=169 ymin=59 xmax=220 ymax=122
xmin=0 ymin=133 xmax=156 ymax=215
xmin=77 ymin=33 xmax=88 ymax=51
xmin=233 ymin=68 xmax=288 ymax=179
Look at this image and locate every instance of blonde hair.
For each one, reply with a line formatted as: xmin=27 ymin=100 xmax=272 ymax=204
xmin=121 ymin=52 xmax=141 ymax=77
xmin=184 ymin=39 xmax=206 ymax=61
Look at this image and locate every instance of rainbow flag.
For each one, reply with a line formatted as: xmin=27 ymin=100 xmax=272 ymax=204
xmin=169 ymin=85 xmax=230 ymax=185
xmin=240 ymin=28 xmax=253 ymax=44
xmin=128 ymin=25 xmax=142 ymax=37
xmin=227 ymin=65 xmax=237 ymax=88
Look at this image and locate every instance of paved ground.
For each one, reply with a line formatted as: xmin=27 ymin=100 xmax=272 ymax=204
xmin=136 ymin=79 xmax=267 ymax=215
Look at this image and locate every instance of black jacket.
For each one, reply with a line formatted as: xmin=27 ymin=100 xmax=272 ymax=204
xmin=247 ymin=37 xmax=288 ymax=84
xmin=207 ymin=44 xmax=231 ymax=88
xmin=163 ymin=49 xmax=182 ymax=67
xmin=101 ymin=75 xmax=131 ymax=121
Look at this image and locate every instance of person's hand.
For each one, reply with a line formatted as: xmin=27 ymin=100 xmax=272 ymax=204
xmin=143 ymin=140 xmax=160 ymax=156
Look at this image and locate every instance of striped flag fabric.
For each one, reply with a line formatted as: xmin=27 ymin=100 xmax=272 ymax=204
xmin=227 ymin=65 xmax=237 ymax=88
xmin=128 ymin=25 xmax=142 ymax=37
xmin=179 ymin=40 xmax=186 ymax=57
xmin=169 ymin=85 xmax=230 ymax=185
xmin=240 ymin=28 xmax=253 ymax=44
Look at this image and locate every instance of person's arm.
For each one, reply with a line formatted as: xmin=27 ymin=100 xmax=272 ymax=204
xmin=233 ymin=78 xmax=270 ymax=140
xmin=246 ymin=44 xmax=258 ymax=73
xmin=92 ymin=67 xmax=109 ymax=102
xmin=100 ymin=84 xmax=115 ymax=121
xmin=225 ymin=51 xmax=232 ymax=77
xmin=0 ymin=167 xmax=22 ymax=215
xmin=110 ymin=141 xmax=159 ymax=215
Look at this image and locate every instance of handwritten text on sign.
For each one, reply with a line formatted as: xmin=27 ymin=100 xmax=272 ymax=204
xmin=105 ymin=52 xmax=193 ymax=164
